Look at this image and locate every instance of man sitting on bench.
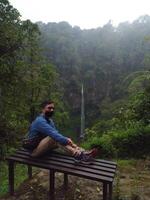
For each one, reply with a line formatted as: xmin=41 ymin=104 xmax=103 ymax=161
xmin=23 ymin=100 xmax=97 ymax=164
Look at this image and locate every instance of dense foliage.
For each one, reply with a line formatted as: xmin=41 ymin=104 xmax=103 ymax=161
xmin=0 ymin=0 xmax=150 ymax=158
xmin=36 ymin=17 xmax=150 ymax=157
xmin=37 ymin=17 xmax=150 ymax=125
xmin=0 ymin=0 xmax=67 ymax=156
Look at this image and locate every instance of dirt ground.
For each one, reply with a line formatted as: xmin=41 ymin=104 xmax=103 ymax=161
xmin=1 ymin=159 xmax=150 ymax=200
xmin=116 ymin=159 xmax=150 ymax=200
xmin=1 ymin=170 xmax=103 ymax=200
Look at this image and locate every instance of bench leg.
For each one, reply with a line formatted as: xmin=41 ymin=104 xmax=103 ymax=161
xmin=64 ymin=173 xmax=68 ymax=190
xmin=28 ymin=165 xmax=32 ymax=179
xmin=8 ymin=161 xmax=14 ymax=195
xmin=103 ymin=183 xmax=112 ymax=200
xmin=103 ymin=183 xmax=107 ymax=200
xmin=49 ymin=169 xmax=55 ymax=200
xmin=108 ymin=183 xmax=112 ymax=200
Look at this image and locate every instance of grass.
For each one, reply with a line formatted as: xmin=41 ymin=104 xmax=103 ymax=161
xmin=117 ymin=159 xmax=137 ymax=167
xmin=0 ymin=161 xmax=39 ymax=197
xmin=113 ymin=158 xmax=150 ymax=200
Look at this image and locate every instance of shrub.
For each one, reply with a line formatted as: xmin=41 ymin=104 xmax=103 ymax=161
xmin=111 ymin=126 xmax=150 ymax=158
xmin=82 ymin=125 xmax=150 ymax=159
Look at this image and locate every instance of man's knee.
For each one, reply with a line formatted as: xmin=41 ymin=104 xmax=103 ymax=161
xmin=46 ymin=137 xmax=58 ymax=147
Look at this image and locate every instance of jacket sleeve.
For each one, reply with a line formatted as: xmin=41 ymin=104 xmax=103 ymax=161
xmin=36 ymin=118 xmax=68 ymax=145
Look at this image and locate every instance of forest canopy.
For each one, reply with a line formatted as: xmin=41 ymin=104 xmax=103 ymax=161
xmin=0 ymin=0 xmax=150 ymax=158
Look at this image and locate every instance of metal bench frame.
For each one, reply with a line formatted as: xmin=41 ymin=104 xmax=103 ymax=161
xmin=6 ymin=148 xmax=117 ymax=200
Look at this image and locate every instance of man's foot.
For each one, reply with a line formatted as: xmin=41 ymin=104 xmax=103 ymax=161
xmin=74 ymin=150 xmax=96 ymax=164
xmin=84 ymin=148 xmax=98 ymax=158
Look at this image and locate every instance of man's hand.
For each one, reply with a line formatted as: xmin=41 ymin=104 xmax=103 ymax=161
xmin=67 ymin=138 xmax=77 ymax=148
xmin=67 ymin=138 xmax=73 ymax=145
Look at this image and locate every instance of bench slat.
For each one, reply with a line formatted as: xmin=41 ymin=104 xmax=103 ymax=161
xmin=29 ymin=148 xmax=115 ymax=165
xmin=9 ymin=153 xmax=115 ymax=178
xmin=15 ymin=150 xmax=116 ymax=173
xmin=53 ymin=151 xmax=117 ymax=166
xmin=20 ymin=148 xmax=117 ymax=165
xmin=52 ymin=153 xmax=117 ymax=169
xmin=7 ymin=156 xmax=113 ymax=183
xmin=17 ymin=149 xmax=117 ymax=169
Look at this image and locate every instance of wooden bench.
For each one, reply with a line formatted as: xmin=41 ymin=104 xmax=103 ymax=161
xmin=6 ymin=148 xmax=117 ymax=200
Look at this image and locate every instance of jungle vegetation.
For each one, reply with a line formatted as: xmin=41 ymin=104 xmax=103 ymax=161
xmin=0 ymin=0 xmax=150 ymax=159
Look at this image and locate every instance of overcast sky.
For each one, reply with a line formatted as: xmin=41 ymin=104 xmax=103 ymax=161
xmin=9 ymin=0 xmax=150 ymax=29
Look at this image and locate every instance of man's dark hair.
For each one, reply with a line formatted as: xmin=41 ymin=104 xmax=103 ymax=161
xmin=40 ymin=100 xmax=54 ymax=109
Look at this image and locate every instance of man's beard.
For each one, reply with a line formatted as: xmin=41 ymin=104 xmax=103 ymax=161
xmin=45 ymin=111 xmax=54 ymax=118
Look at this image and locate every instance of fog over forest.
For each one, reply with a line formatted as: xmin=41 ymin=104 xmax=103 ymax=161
xmin=1 ymin=0 xmax=150 ymax=159
xmin=37 ymin=16 xmax=150 ymax=127
xmin=1 ymin=1 xmax=150 ymax=199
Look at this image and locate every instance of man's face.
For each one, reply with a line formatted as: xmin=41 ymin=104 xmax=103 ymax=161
xmin=43 ymin=103 xmax=55 ymax=117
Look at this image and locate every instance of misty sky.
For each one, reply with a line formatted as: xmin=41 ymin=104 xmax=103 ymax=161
xmin=9 ymin=0 xmax=150 ymax=29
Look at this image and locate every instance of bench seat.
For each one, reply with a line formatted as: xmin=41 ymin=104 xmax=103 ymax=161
xmin=6 ymin=148 xmax=117 ymax=200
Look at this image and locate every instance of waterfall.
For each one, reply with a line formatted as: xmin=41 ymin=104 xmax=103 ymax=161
xmin=80 ymin=84 xmax=85 ymax=139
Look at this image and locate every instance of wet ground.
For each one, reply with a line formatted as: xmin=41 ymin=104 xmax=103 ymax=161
xmin=1 ymin=159 xmax=150 ymax=200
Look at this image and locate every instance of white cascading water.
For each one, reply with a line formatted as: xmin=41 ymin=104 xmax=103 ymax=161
xmin=80 ymin=84 xmax=85 ymax=139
